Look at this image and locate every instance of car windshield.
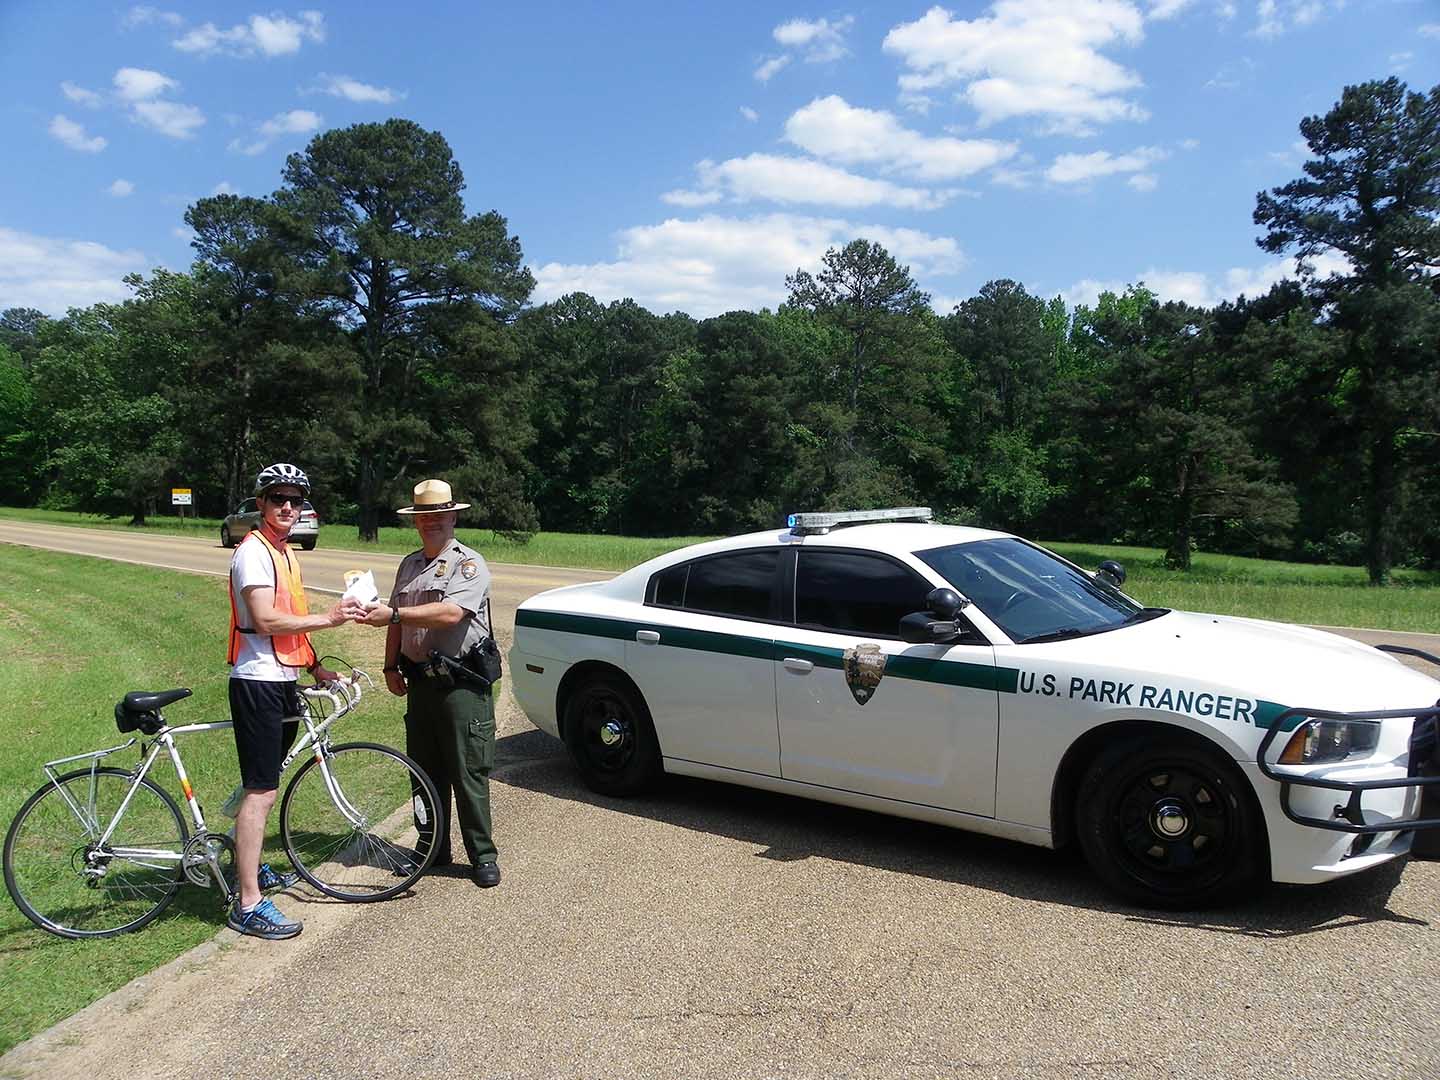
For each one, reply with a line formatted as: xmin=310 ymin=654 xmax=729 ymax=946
xmin=916 ymin=538 xmax=1155 ymax=644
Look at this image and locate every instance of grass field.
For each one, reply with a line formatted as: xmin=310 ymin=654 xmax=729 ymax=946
xmin=0 ymin=547 xmax=400 ymax=1056
xmin=3 ymin=506 xmax=1438 ymax=632
xmin=0 ymin=506 xmax=710 ymax=571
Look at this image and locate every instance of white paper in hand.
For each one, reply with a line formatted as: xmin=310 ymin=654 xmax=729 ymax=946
xmin=342 ymin=569 xmax=379 ymax=605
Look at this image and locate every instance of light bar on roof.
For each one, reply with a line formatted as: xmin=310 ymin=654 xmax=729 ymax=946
xmin=786 ymin=507 xmax=933 ymax=535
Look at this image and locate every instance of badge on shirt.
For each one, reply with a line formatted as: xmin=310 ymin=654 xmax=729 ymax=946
xmin=435 ymin=560 xmax=447 ymax=577
xmin=460 ymin=559 xmax=478 ymax=580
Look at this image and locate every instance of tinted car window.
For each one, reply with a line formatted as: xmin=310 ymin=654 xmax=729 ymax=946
xmin=648 ymin=563 xmax=689 ymax=608
xmin=682 ymin=551 xmax=778 ymax=620
xmin=795 ymin=551 xmax=931 ymax=638
xmin=239 ymin=499 xmax=257 ymax=514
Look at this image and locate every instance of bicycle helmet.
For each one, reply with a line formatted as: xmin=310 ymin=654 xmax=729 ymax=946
xmin=254 ymin=462 xmax=311 ymax=496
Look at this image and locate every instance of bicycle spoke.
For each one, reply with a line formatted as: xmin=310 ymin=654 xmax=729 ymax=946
xmin=4 ymin=770 xmax=186 ymax=938
xmin=281 ymin=743 xmax=437 ymax=901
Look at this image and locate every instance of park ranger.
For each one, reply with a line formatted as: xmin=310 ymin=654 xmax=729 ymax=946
xmin=360 ymin=479 xmax=501 ymax=887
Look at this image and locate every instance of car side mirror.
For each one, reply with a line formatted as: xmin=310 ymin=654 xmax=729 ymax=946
xmin=925 ymin=587 xmax=966 ymax=619
xmin=1096 ymin=560 xmax=1126 ymax=587
xmin=899 ymin=611 xmax=961 ymax=645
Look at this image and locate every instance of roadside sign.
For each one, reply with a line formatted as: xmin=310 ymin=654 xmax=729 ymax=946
xmin=171 ymin=488 xmax=193 ymax=506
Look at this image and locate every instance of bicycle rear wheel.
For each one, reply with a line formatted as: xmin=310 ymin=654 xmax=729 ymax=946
xmin=4 ymin=767 xmax=188 ymax=939
xmin=279 ymin=742 xmax=440 ymax=901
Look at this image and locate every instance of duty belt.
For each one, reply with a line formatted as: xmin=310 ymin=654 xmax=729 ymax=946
xmin=399 ymin=656 xmax=454 ymax=681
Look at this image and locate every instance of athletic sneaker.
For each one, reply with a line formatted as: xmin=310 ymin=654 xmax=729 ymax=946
xmin=227 ymin=898 xmax=303 ymax=940
xmin=257 ymin=862 xmax=299 ymax=892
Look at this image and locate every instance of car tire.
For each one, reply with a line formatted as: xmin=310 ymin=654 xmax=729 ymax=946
xmin=299 ymin=539 xmax=316 ymax=551
xmin=1076 ymin=733 xmax=1261 ymax=909
xmin=562 ymin=673 xmax=663 ymax=797
xmin=220 ymin=526 xmax=234 ymax=549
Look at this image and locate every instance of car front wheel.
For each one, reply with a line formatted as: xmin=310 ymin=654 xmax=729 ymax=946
xmin=1076 ymin=734 xmax=1261 ymax=909
xmin=562 ymin=674 xmax=662 ymax=797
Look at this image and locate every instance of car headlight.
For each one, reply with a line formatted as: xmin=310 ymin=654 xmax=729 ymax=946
xmin=1277 ymin=718 xmax=1381 ymax=765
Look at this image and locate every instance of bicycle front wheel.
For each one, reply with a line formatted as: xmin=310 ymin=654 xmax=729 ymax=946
xmin=4 ymin=767 xmax=188 ymax=938
xmin=279 ymin=742 xmax=440 ymax=901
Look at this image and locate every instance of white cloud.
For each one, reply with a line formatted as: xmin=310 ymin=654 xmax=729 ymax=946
xmin=315 ymin=73 xmax=403 ymax=104
xmin=1145 ymin=0 xmax=1193 ymax=17
xmin=113 ymin=67 xmax=176 ymax=101
xmin=1062 ymin=251 xmax=1351 ymax=309
xmin=1126 ymin=173 xmax=1157 ymax=191
xmin=60 ymin=81 xmax=103 ymax=108
xmin=230 ymin=109 xmax=322 ymax=155
xmin=123 ymin=6 xmax=183 ymax=28
xmin=1178 ymin=137 xmax=1199 ymax=150
xmin=212 ymin=181 xmax=237 ymax=195
xmin=174 ymin=11 xmax=325 ymax=57
xmin=132 ymin=99 xmax=206 ymax=138
xmin=172 ymin=226 xmax=192 ymax=240
xmin=773 ymin=15 xmax=855 ymax=62
xmin=0 ymin=226 xmax=147 ymax=315
xmin=49 ymin=114 xmax=107 ymax=153
xmin=740 ymin=106 xmax=759 ymax=122
xmin=1045 ymin=145 xmax=1168 ymax=184
xmin=754 ymin=55 xmax=791 ymax=82
xmin=663 ymin=153 xmax=957 ymax=211
xmin=784 ymin=95 xmax=1016 ymax=181
xmin=1205 ymin=57 xmax=1255 ymax=90
xmin=1267 ymin=138 xmax=1310 ymax=167
xmin=1390 ymin=51 xmax=1413 ymax=73
xmin=1422 ymin=24 xmax=1440 ymax=39
xmin=107 ymin=179 xmax=135 ymax=197
xmin=1253 ymin=0 xmax=1342 ymax=38
xmin=531 ymin=212 xmax=962 ymax=317
xmin=883 ymin=1 xmax=1150 ymax=135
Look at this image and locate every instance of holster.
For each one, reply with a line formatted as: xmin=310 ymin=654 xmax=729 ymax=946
xmin=459 ymin=638 xmax=503 ymax=688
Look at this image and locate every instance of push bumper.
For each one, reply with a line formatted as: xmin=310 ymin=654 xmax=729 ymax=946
xmin=1256 ymin=644 xmax=1440 ymax=835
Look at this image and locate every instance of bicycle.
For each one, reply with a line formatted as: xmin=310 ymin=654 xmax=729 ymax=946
xmin=3 ymin=660 xmax=442 ymax=939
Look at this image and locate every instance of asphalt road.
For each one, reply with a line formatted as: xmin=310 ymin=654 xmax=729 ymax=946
xmin=1 ymin=523 xmax=1437 ymax=1080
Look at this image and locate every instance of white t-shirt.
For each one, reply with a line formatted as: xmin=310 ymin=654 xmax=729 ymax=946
xmin=230 ymin=538 xmax=301 ymax=682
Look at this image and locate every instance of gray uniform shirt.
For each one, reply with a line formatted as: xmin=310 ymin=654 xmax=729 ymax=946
xmin=390 ymin=540 xmax=493 ymax=663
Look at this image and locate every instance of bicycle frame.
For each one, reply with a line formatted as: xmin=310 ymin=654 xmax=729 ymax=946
xmin=39 ymin=676 xmax=372 ymax=899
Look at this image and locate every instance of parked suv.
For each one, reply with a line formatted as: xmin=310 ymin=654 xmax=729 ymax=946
xmin=220 ymin=498 xmax=320 ymax=550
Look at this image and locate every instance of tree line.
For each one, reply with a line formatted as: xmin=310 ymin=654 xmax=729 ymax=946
xmin=1 ymin=78 xmax=1436 ymax=584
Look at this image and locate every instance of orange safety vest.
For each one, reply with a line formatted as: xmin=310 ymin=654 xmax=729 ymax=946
xmin=227 ymin=529 xmax=317 ymax=670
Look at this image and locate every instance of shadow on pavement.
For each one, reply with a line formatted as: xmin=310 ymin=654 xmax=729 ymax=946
xmin=492 ymin=727 xmax=1428 ymax=940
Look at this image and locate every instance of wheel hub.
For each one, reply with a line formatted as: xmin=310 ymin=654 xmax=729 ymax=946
xmin=1150 ymin=800 xmax=1190 ymax=839
xmin=599 ymin=720 xmax=626 ymax=747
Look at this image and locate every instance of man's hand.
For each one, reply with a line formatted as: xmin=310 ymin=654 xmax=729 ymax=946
xmin=311 ymin=664 xmax=341 ymax=685
xmin=385 ymin=668 xmax=407 ymax=697
xmin=328 ymin=597 xmax=368 ymax=626
xmin=359 ymin=602 xmax=394 ymax=627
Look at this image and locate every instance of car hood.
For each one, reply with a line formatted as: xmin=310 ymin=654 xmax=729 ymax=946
xmin=1038 ymin=610 xmax=1440 ymax=713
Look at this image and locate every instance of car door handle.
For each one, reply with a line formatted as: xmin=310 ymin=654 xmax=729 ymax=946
xmin=636 ymin=630 xmax=660 ymax=645
xmin=782 ymin=657 xmax=814 ymax=674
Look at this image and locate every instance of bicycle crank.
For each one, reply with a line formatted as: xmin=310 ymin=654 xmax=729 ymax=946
xmin=182 ymin=832 xmax=236 ymax=895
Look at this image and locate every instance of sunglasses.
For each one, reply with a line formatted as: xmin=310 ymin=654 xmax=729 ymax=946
xmin=266 ymin=493 xmax=306 ymax=508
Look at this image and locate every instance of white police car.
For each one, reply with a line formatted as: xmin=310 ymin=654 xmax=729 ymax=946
xmin=510 ymin=508 xmax=1440 ymax=907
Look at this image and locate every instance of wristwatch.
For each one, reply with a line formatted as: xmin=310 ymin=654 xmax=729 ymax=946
xmin=389 ymin=606 xmax=402 ymax=625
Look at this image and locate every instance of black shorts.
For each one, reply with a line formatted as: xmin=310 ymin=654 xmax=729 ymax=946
xmin=228 ymin=678 xmax=302 ymax=791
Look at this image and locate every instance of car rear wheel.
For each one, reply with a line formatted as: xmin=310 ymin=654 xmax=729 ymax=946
xmin=1076 ymin=734 xmax=1261 ymax=909
xmin=562 ymin=674 xmax=662 ymax=797
xmin=220 ymin=525 xmax=234 ymax=548
xmin=299 ymin=539 xmax=316 ymax=551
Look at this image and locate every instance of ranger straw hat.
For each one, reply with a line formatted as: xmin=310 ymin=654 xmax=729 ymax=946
xmin=396 ymin=478 xmax=471 ymax=516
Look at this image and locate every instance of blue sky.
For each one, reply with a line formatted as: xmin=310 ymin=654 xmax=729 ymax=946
xmin=2 ymin=1 xmax=1436 ymax=319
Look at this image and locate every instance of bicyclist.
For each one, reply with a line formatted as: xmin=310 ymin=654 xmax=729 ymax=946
xmin=227 ymin=462 xmax=366 ymax=939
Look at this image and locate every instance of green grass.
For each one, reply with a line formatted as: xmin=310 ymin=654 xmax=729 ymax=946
xmin=3 ymin=506 xmax=1438 ymax=632
xmin=0 ymin=548 xmax=398 ymax=1055
xmin=0 ymin=506 xmax=708 ymax=571
xmin=1045 ymin=542 xmax=1440 ymax=633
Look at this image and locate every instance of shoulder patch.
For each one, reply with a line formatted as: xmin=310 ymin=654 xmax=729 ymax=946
xmin=460 ymin=559 xmax=478 ymax=580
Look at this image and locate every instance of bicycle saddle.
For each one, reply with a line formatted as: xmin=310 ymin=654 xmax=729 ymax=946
xmin=120 ymin=688 xmax=193 ymax=713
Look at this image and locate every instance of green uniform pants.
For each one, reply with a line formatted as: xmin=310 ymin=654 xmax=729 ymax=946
xmin=404 ymin=675 xmax=497 ymax=866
